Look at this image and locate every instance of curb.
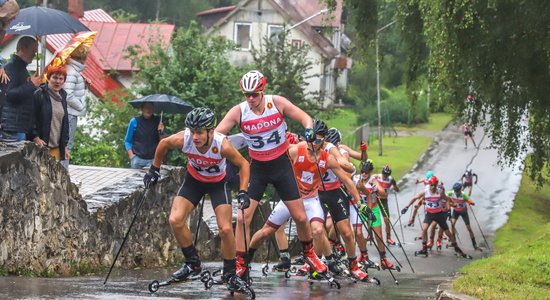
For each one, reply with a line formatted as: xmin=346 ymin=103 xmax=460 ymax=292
xmin=436 ymin=278 xmax=478 ymax=300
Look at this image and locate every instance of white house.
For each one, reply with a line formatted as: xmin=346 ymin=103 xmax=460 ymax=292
xmin=196 ymin=0 xmax=352 ymax=108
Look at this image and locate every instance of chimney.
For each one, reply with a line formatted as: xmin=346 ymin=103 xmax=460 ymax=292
xmin=68 ymin=0 xmax=84 ymax=19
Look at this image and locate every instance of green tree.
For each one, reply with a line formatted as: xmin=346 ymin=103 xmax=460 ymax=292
xmin=250 ymin=29 xmax=320 ymax=133
xmin=343 ymin=0 xmax=550 ymax=185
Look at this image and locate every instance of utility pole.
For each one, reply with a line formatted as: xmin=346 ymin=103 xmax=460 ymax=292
xmin=376 ymin=20 xmax=396 ymax=156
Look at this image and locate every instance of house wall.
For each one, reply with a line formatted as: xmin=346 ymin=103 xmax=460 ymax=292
xmin=0 ymin=37 xmax=55 ymax=74
xmin=211 ymin=0 xmax=335 ymax=106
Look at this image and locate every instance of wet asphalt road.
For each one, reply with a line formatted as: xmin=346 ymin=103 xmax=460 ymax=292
xmin=0 ymin=125 xmax=523 ymax=299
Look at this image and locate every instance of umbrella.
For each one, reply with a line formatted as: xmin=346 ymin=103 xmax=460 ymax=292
xmin=49 ymin=31 xmax=96 ymax=68
xmin=129 ymin=94 xmax=194 ymax=122
xmin=5 ymin=6 xmax=89 ymax=36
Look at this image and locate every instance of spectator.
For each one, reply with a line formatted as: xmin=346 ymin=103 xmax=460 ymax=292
xmin=0 ymin=36 xmax=40 ymax=141
xmin=30 ymin=66 xmax=70 ymax=168
xmin=63 ymin=45 xmax=89 ymax=154
xmin=124 ymin=102 xmax=166 ymax=169
xmin=0 ymin=0 xmax=20 ymax=142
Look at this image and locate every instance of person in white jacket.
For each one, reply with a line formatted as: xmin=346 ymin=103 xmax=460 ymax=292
xmin=63 ymin=47 xmax=89 ymax=155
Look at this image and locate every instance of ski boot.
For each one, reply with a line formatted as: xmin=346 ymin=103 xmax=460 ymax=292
xmin=272 ymin=256 xmax=291 ymax=272
xmin=349 ymin=259 xmax=380 ymax=284
xmin=453 ymin=243 xmax=473 ymax=259
xmin=426 ymin=239 xmax=434 ymax=250
xmin=328 ymin=258 xmax=346 ymax=275
xmin=407 ymin=218 xmax=415 ymax=227
xmin=386 ymin=237 xmax=398 ymax=246
xmin=292 ymin=255 xmax=305 ymax=266
xmin=358 ymin=252 xmax=380 ymax=271
xmin=235 ymin=254 xmax=250 ymax=281
xmin=303 ymin=247 xmax=328 ymax=274
xmin=296 ymin=264 xmax=310 ymax=276
xmin=414 ymin=243 xmax=429 ymax=257
xmin=436 ymin=239 xmax=442 ymax=251
xmin=380 ymin=255 xmax=401 ymax=272
xmin=227 ymin=274 xmax=256 ymax=299
xmin=333 ymin=242 xmax=346 ymax=258
xmin=171 ymin=260 xmax=202 ymax=281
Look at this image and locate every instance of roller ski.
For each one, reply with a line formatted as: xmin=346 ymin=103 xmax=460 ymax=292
xmin=291 ymin=255 xmax=306 ymax=266
xmin=235 ymin=255 xmax=254 ymax=285
xmin=472 ymin=238 xmax=483 ymax=252
xmin=386 ymin=238 xmax=401 ymax=247
xmin=380 ymin=256 xmax=400 ymax=272
xmin=148 ymin=263 xmax=213 ymax=293
xmin=436 ymin=239 xmax=443 ymax=251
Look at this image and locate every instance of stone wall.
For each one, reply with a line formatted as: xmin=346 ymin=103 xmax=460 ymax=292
xmin=0 ymin=142 xmax=298 ymax=275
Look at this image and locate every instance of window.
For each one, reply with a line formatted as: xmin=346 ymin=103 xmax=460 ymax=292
xmin=234 ymin=22 xmax=251 ymax=50
xmin=291 ymin=39 xmax=302 ymax=48
xmin=268 ymin=25 xmax=284 ymax=42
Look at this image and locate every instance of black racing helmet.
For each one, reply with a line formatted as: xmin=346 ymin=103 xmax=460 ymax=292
xmin=313 ymin=119 xmax=329 ymax=137
xmin=326 ymin=127 xmax=341 ymax=145
xmin=382 ymin=165 xmax=392 ymax=176
xmin=185 ymin=107 xmax=217 ymax=130
xmin=453 ymin=182 xmax=462 ymax=192
xmin=361 ymin=159 xmax=374 ymax=173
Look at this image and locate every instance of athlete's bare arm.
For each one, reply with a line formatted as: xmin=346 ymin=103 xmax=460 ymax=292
xmin=372 ymin=178 xmax=388 ymax=199
xmin=215 ymin=105 xmax=241 ymax=135
xmin=272 ymin=95 xmax=313 ymax=129
xmin=220 ymin=137 xmax=250 ymax=192
xmin=327 ymin=155 xmax=361 ymax=203
xmin=152 ymin=130 xmax=185 ymax=168
xmin=329 ymin=146 xmax=355 ymax=173
xmin=287 ymin=141 xmax=302 ymax=163
xmin=405 ymin=191 xmax=425 ymax=208
xmin=338 ymin=144 xmax=363 ymax=161
xmin=392 ymin=180 xmax=400 ymax=192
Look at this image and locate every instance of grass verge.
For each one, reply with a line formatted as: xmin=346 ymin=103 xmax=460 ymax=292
xmin=394 ymin=112 xmax=453 ymax=132
xmin=453 ymin=160 xmax=550 ymax=300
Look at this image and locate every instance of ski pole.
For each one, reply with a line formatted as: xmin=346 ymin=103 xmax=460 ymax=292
xmin=469 ymin=205 xmax=491 ymax=251
xmin=241 ymin=204 xmax=250 ymax=283
xmin=351 ymin=203 xmax=399 ymax=285
xmin=394 ymin=191 xmax=405 ymax=242
xmin=379 ymin=197 xmax=415 ymax=273
xmin=104 ymin=187 xmax=149 ymax=284
xmin=193 ymin=196 xmax=206 ymax=246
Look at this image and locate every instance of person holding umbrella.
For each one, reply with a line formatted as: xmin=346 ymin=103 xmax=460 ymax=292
xmin=125 ymin=102 xmax=166 ymax=169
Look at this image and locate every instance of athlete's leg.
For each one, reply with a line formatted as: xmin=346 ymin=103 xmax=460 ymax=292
xmin=336 ymin=218 xmax=355 ymax=257
xmin=169 ymin=196 xmax=196 ymax=248
xmin=214 ymin=204 xmax=236 ymax=260
xmin=274 ymin=224 xmax=289 ymax=250
xmin=284 ymin=199 xmax=313 ymax=241
xmin=249 ymin=223 xmax=278 ymax=250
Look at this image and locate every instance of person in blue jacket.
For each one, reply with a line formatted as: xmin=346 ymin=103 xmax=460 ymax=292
xmin=125 ymin=102 xmax=166 ymax=169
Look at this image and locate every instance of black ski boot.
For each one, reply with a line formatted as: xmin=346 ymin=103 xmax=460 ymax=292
xmin=472 ymin=238 xmax=481 ymax=251
xmin=272 ymin=256 xmax=291 ymax=272
xmin=414 ymin=243 xmax=429 ymax=257
xmin=171 ymin=259 xmax=202 ymax=281
xmin=227 ymin=275 xmax=256 ymax=298
xmin=328 ymin=259 xmax=344 ymax=275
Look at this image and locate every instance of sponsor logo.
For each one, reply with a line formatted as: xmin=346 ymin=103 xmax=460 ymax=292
xmin=319 ymin=160 xmax=326 ymax=168
xmin=300 ymin=171 xmax=314 ymax=184
xmin=241 ymin=114 xmax=283 ymax=134
xmin=212 ymin=146 xmax=218 ymax=154
xmin=298 ymin=155 xmax=304 ymax=163
xmin=10 ymin=23 xmax=31 ymax=32
xmin=267 ymin=102 xmax=273 ymax=109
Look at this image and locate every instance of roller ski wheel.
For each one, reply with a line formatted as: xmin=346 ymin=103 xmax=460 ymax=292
xmin=366 ymin=277 xmax=381 ymax=285
xmin=308 ymin=272 xmax=341 ymax=289
xmin=148 ymin=280 xmax=160 ymax=293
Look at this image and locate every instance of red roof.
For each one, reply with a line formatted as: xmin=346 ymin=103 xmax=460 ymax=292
xmin=81 ymin=21 xmax=174 ymax=72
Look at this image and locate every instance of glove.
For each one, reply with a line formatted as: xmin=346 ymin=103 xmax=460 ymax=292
xmin=401 ymin=206 xmax=409 ymax=215
xmin=237 ymin=190 xmax=250 ymax=209
xmin=360 ymin=141 xmax=367 ymax=152
xmin=143 ymin=165 xmax=160 ymax=187
xmin=358 ymin=203 xmax=376 ymax=222
xmin=303 ymin=128 xmax=315 ymax=143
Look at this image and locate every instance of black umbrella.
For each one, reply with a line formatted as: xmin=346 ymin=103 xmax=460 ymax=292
xmin=6 ymin=6 xmax=90 ymax=36
xmin=129 ymin=94 xmax=194 ymax=122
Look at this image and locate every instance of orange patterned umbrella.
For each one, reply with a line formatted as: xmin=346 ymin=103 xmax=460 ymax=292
xmin=49 ymin=31 xmax=96 ymax=68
